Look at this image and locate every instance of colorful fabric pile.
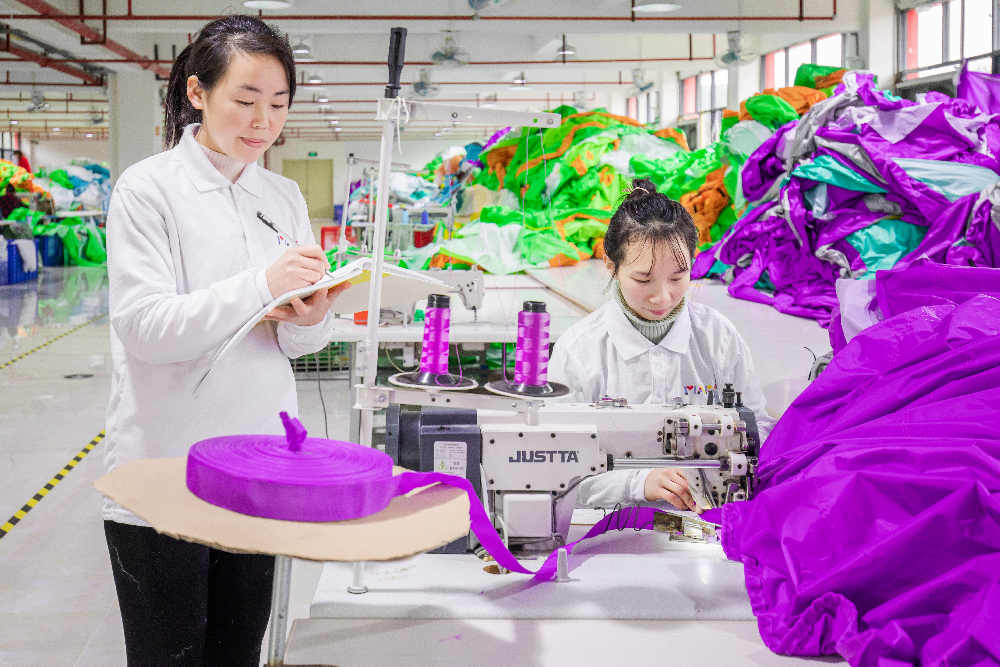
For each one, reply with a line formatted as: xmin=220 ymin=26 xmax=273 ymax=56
xmin=694 ymin=69 xmax=1000 ymax=325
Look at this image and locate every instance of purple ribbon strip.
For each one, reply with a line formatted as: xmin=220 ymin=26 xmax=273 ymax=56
xmin=187 ymin=414 xmax=717 ymax=581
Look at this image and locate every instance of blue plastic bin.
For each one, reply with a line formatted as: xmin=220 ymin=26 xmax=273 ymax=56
xmin=37 ymin=235 xmax=63 ymax=267
xmin=1 ymin=239 xmax=39 ymax=285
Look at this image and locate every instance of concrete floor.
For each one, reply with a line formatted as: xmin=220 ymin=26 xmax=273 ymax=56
xmin=0 ymin=263 xmax=832 ymax=666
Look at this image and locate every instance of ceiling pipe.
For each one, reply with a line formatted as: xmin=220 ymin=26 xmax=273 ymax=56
xmin=0 ymin=7 xmax=838 ymax=21
xmin=13 ymin=0 xmax=170 ymax=77
xmin=22 ymin=55 xmax=716 ymax=65
xmin=297 ymin=80 xmax=637 ymax=86
xmin=1 ymin=43 xmax=101 ymax=83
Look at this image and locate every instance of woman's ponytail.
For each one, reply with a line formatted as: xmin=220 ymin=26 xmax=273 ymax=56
xmin=163 ymin=43 xmax=198 ymax=149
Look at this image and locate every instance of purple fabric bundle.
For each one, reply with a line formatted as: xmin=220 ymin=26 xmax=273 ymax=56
xmin=695 ymin=72 xmax=1000 ymax=325
xmin=720 ymin=260 xmax=1000 ymax=665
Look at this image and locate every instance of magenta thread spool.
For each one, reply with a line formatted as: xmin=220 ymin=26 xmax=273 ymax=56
xmin=514 ymin=301 xmax=550 ymax=385
xmin=389 ymin=293 xmax=477 ymax=391
xmin=419 ymin=293 xmax=451 ymax=376
xmin=485 ymin=301 xmax=570 ymax=399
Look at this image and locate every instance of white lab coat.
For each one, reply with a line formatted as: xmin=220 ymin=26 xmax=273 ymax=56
xmin=103 ymin=124 xmax=337 ymax=526
xmin=548 ymin=298 xmax=774 ymax=507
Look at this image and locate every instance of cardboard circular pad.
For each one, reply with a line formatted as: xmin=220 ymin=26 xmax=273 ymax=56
xmin=94 ymin=459 xmax=470 ymax=562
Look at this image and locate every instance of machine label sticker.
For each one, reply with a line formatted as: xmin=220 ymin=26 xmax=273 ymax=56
xmin=433 ymin=441 xmax=467 ymax=475
xmin=508 ymin=450 xmax=580 ymax=463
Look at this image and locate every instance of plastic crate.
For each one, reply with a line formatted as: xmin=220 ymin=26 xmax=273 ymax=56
xmin=37 ymin=235 xmax=63 ymax=267
xmin=1 ymin=239 xmax=39 ymax=285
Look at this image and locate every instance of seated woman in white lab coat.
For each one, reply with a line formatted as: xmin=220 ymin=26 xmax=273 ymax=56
xmin=548 ymin=178 xmax=774 ymax=513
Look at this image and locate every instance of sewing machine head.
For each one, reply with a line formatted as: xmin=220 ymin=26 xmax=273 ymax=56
xmin=385 ymin=388 xmax=759 ymax=555
xmin=422 ymin=268 xmax=485 ymax=313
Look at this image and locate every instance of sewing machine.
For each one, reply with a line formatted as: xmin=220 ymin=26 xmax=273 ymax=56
xmin=385 ymin=384 xmax=760 ymax=554
xmin=424 ymin=267 xmax=485 ymax=315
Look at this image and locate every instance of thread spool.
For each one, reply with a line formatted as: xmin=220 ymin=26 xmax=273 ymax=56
xmin=388 ymin=293 xmax=477 ymax=391
xmin=485 ymin=301 xmax=570 ymax=399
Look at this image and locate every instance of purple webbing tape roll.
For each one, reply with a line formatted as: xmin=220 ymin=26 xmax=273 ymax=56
xmin=514 ymin=309 xmax=550 ymax=386
xmin=419 ymin=306 xmax=451 ymax=376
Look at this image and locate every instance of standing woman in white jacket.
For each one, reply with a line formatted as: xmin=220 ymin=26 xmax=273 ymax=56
xmin=102 ymin=16 xmax=344 ymax=666
xmin=548 ymin=179 xmax=774 ymax=513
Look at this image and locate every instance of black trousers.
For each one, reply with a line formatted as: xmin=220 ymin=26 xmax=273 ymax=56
xmin=104 ymin=520 xmax=275 ymax=667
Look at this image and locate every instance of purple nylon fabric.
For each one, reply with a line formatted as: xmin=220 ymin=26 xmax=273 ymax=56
xmin=957 ymin=62 xmax=1000 ymax=115
xmin=719 ymin=263 xmax=1000 ymax=665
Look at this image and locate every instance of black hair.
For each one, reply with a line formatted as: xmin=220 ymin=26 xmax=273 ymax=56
xmin=164 ymin=15 xmax=295 ymax=148
xmin=604 ymin=178 xmax=698 ymax=277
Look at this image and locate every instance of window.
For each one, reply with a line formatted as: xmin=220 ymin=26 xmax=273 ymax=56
xmin=899 ymin=0 xmax=999 ymax=80
xmin=681 ymin=76 xmax=696 ymax=115
xmin=679 ymin=70 xmax=728 ymax=148
xmin=760 ymin=34 xmax=847 ymax=91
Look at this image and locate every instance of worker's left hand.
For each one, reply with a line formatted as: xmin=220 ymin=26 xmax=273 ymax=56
xmin=264 ymin=282 xmax=350 ymax=326
xmin=644 ymin=468 xmax=701 ymax=513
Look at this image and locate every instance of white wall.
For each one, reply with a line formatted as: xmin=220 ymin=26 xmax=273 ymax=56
xmin=266 ymin=138 xmax=468 ymax=212
xmin=865 ymin=0 xmax=897 ymax=89
xmin=27 ymin=139 xmax=110 ymax=172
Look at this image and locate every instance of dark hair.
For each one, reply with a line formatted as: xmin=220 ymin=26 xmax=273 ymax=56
xmin=604 ymin=178 xmax=698 ymax=276
xmin=12 ymin=149 xmax=21 ymax=156
xmin=164 ymin=15 xmax=295 ymax=148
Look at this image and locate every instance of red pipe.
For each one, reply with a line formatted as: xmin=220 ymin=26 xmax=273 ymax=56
xmin=27 ymin=56 xmax=715 ymax=65
xmin=1 ymin=45 xmax=101 ymax=83
xmin=14 ymin=0 xmax=171 ymax=77
xmin=300 ymin=80 xmax=637 ymax=86
xmin=0 ymin=11 xmax=839 ymax=21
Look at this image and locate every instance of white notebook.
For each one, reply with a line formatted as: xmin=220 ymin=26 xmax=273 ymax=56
xmin=195 ymin=257 xmax=449 ymax=392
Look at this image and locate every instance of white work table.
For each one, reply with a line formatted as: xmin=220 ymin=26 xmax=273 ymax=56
xmin=288 ymin=512 xmax=837 ymax=666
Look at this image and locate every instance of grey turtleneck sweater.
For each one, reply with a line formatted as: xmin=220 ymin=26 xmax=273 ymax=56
xmin=613 ymin=281 xmax=686 ymax=345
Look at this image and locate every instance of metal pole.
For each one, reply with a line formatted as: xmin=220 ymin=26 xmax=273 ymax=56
xmin=359 ymin=26 xmax=406 ymax=449
xmin=336 ymin=153 xmax=356 ymax=263
xmin=265 ymin=554 xmax=293 ymax=667
xmin=358 ymin=115 xmax=396 ymax=448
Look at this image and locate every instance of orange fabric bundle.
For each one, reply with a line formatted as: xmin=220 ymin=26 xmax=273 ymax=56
xmin=814 ymin=69 xmax=846 ymax=90
xmin=653 ymin=127 xmax=690 ymax=152
xmin=679 ymin=166 xmax=730 ymax=245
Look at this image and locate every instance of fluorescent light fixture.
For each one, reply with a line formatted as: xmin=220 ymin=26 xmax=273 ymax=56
xmin=52 ymin=127 xmax=60 ymax=131
xmin=317 ymin=95 xmax=330 ymax=103
xmin=328 ymin=119 xmax=339 ymax=125
xmin=307 ymin=73 xmax=322 ymax=84
xmin=631 ymin=1 xmax=682 ymax=12
xmin=508 ymin=72 xmax=528 ymax=90
xmin=556 ymin=34 xmax=576 ymax=56
xmin=85 ymin=132 xmax=94 ymax=138
xmin=9 ymin=119 xmax=18 ymax=125
xmin=291 ymin=40 xmax=312 ymax=60
xmin=242 ymin=0 xmax=293 ymax=8
xmin=333 ymin=127 xmax=342 ymax=132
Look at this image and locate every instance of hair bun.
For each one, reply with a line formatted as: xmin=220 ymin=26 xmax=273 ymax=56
xmin=627 ymin=178 xmax=658 ymax=201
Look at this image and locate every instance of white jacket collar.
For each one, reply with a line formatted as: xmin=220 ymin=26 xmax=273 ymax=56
xmin=608 ymin=297 xmax=692 ymax=360
xmin=176 ymin=123 xmax=263 ymax=198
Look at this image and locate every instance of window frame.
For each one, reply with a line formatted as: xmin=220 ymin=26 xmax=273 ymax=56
xmin=759 ymin=32 xmax=850 ymax=90
xmin=896 ymin=0 xmax=1000 ymax=81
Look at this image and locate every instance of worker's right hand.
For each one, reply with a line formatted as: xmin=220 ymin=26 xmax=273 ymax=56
xmin=265 ymin=245 xmax=329 ymax=298
xmin=643 ymin=468 xmax=700 ymax=513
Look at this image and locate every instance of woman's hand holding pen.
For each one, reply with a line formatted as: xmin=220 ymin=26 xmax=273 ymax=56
xmin=265 ymin=245 xmax=329 ymax=297
xmin=264 ymin=245 xmax=348 ymax=326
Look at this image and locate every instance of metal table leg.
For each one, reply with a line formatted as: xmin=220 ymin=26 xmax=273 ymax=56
xmin=266 ymin=555 xmax=293 ymax=667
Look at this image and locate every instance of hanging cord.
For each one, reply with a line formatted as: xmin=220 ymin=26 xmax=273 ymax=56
xmin=316 ymin=346 xmax=330 ymax=438
xmin=383 ymin=345 xmax=419 ymax=374
xmin=437 ymin=343 xmax=465 ymax=386
xmin=381 ymin=96 xmax=411 ymax=156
